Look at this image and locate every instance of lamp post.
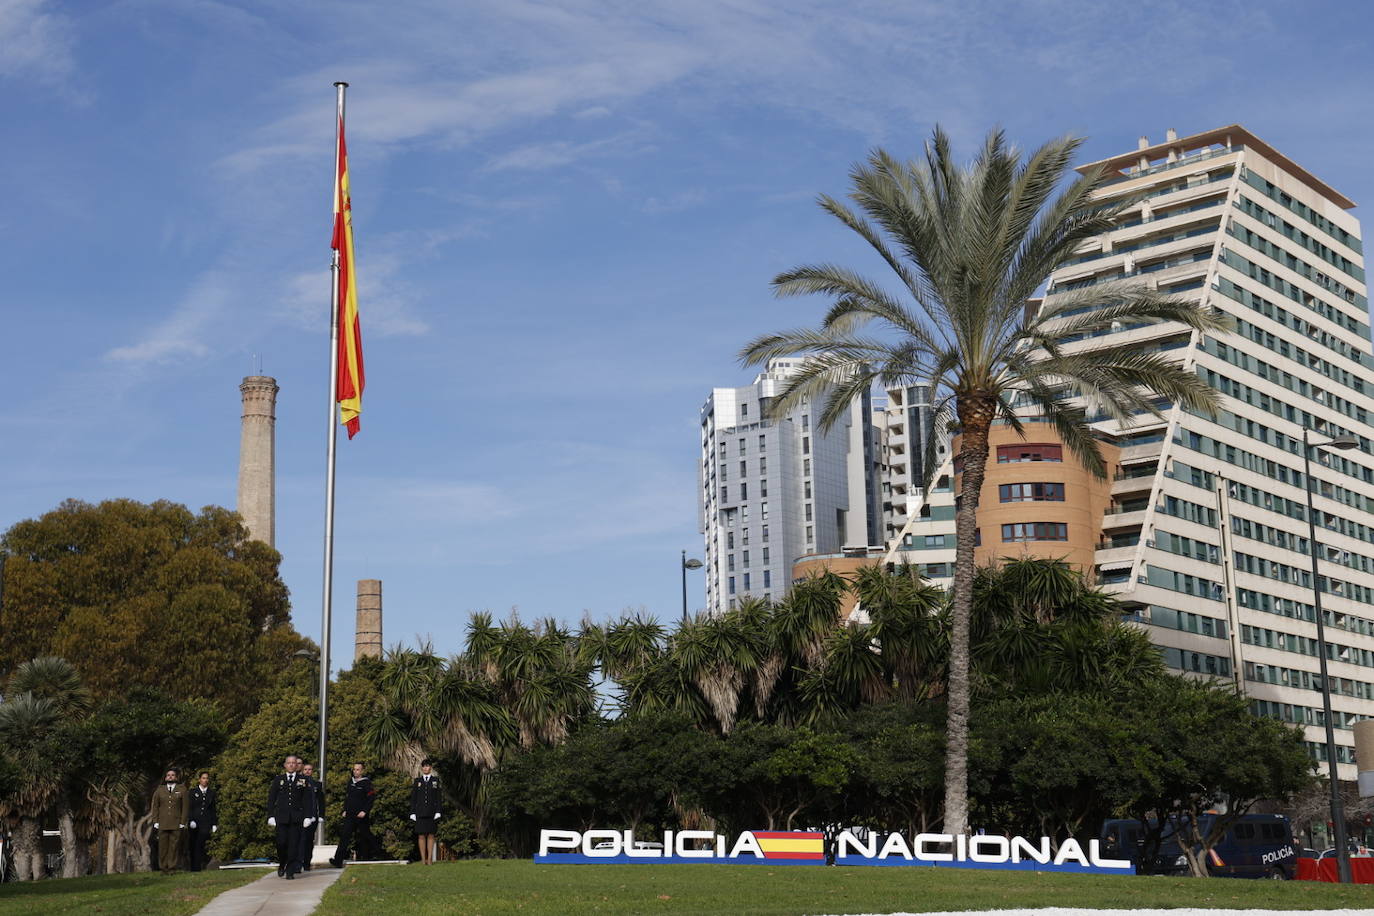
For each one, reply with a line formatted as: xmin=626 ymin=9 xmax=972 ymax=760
xmin=295 ymin=649 xmax=320 ymax=699
xmin=681 ymin=550 xmax=703 ymax=621
xmin=1301 ymin=428 xmax=1359 ymax=884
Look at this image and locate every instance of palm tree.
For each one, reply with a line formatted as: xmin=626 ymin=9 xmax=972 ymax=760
xmin=740 ymin=128 xmax=1226 ymax=834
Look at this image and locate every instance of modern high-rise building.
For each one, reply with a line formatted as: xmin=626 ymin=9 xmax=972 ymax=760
xmin=889 ymin=125 xmax=1371 ymax=778
xmin=698 ymin=358 xmax=881 ymax=615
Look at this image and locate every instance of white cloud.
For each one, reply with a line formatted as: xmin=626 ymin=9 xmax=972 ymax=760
xmin=0 ymin=0 xmax=82 ymax=99
xmin=104 ymin=270 xmax=230 ymax=363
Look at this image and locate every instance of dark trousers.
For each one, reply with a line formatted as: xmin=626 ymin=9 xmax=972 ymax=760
xmin=189 ymin=825 xmax=213 ymax=871
xmin=336 ymin=814 xmax=376 ymax=861
xmin=299 ymin=824 xmax=316 ymax=870
xmin=275 ymin=822 xmax=304 ymax=875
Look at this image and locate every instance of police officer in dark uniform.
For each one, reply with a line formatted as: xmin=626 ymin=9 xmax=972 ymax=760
xmin=299 ymin=763 xmax=326 ymax=871
xmin=330 ymin=761 xmax=377 ymax=866
xmin=409 ymin=758 xmax=442 ymax=865
xmin=187 ymin=771 xmax=218 ymax=871
xmin=266 ymin=754 xmax=317 ymax=878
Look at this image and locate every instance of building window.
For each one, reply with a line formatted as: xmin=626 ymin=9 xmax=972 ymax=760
xmin=741 ymin=527 xmax=749 ymax=544
xmin=806 ymin=525 xmax=814 ymax=542
xmin=741 ymin=403 xmax=749 ymax=417
xmin=762 ymin=547 xmax=769 ymax=563
xmin=760 ymin=479 xmax=768 ymax=497
xmin=739 ymin=438 xmax=746 ymax=455
xmin=728 ymin=577 xmax=736 ymax=594
xmin=996 ymin=444 xmax=1063 ymax=463
xmin=925 ymin=534 xmax=945 ymax=548
xmin=803 ymin=459 xmax=811 ymax=475
xmin=761 ymin=502 xmax=769 ymax=520
xmin=728 ymin=554 xmax=735 ymax=571
xmin=805 ymin=504 xmax=813 ymax=521
xmin=802 ymin=415 xmax=809 ymax=430
xmin=1002 ymin=522 xmax=1068 ymax=542
xmin=760 ymin=457 xmax=767 ymax=474
xmin=727 ymin=532 xmax=734 ymax=549
xmin=803 ymin=437 xmax=810 ymax=454
xmin=758 ymin=435 xmax=765 ymax=448
xmin=763 ymin=570 xmax=771 ymax=588
xmin=740 ymin=483 xmax=748 ymax=500
xmin=999 ymin=482 xmax=1065 ymax=502
xmin=742 ymin=550 xmax=750 ymax=567
xmin=762 ymin=525 xmax=770 ymax=542
xmin=742 ymin=505 xmax=750 ymax=521
xmin=721 ymin=486 xmax=728 ymax=501
xmin=805 ymin=480 xmax=812 ymax=499
xmin=719 ymin=442 xmax=726 ymax=458
xmin=743 ymin=573 xmax=751 ymax=590
xmin=925 ymin=563 xmax=948 ymax=577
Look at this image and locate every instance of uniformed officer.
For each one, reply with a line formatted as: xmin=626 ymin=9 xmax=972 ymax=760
xmin=330 ymin=761 xmax=377 ymax=867
xmin=266 ymin=754 xmax=317 ymax=878
xmin=409 ymin=758 xmax=442 ymax=865
xmin=298 ymin=763 xmax=326 ymax=871
xmin=187 ymin=771 xmax=218 ymax=871
xmin=150 ymin=768 xmax=190 ymax=874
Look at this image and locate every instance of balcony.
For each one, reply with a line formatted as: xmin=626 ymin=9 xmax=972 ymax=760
xmin=1119 ymin=440 xmax=1165 ymax=464
xmin=1111 ymin=472 xmax=1157 ymax=497
xmin=1095 ymin=545 xmax=1138 ymax=567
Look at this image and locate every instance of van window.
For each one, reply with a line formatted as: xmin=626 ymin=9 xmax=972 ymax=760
xmin=1233 ymin=823 xmax=1256 ymax=842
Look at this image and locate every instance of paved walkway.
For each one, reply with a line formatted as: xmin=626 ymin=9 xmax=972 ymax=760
xmin=195 ymin=867 xmax=344 ymax=916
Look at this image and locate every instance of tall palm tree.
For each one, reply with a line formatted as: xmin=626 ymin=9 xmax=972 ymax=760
xmin=740 ymin=128 xmax=1226 ymax=834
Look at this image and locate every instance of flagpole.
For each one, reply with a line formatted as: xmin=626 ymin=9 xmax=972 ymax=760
xmin=318 ymin=79 xmax=348 ymax=847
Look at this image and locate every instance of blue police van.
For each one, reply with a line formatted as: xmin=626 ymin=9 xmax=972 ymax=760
xmin=1100 ymin=814 xmax=1297 ymax=879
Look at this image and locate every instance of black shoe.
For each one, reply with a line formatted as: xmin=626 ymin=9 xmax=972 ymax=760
xmin=278 ymin=866 xmax=285 ymax=877
xmin=285 ymin=872 xmax=294 ymax=880
xmin=328 ymin=859 xmax=341 ymax=868
xmin=303 ymin=864 xmax=311 ymax=872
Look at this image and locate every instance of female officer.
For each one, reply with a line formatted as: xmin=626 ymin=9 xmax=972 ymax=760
xmin=409 ymin=758 xmax=442 ymax=865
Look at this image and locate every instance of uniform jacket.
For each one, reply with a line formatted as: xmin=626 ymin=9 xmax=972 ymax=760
xmin=343 ymin=776 xmax=376 ymax=816
xmin=307 ymin=777 xmax=325 ymax=822
xmin=267 ymin=773 xmax=317 ymax=825
xmin=150 ymin=783 xmax=189 ymax=829
xmin=410 ymin=774 xmax=442 ymax=819
xmin=189 ymin=786 xmax=218 ymax=828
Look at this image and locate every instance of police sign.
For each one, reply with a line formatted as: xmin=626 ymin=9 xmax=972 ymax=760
xmin=536 ymin=828 xmax=1134 ymax=874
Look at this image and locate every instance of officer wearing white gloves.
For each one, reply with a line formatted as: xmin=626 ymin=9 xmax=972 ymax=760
xmin=409 ymin=758 xmax=442 ymax=865
xmin=266 ymin=755 xmax=316 ymax=878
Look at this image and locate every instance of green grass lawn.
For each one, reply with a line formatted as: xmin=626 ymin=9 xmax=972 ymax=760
xmin=0 ymin=867 xmax=264 ymax=916
xmin=315 ymin=859 xmax=1373 ymax=915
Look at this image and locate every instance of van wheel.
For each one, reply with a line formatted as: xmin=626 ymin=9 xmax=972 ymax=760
xmin=1268 ymin=867 xmax=1288 ymax=880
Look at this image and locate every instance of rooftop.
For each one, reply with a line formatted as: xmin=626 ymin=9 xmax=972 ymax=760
xmin=1077 ymin=124 xmax=1356 ymax=210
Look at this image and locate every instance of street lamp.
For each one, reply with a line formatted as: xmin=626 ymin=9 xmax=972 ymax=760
xmin=681 ymin=550 xmax=703 ymax=621
xmin=1301 ymin=428 xmax=1359 ymax=884
xmin=294 ymin=649 xmax=320 ymax=698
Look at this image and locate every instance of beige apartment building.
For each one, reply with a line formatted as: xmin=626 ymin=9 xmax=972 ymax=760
xmin=890 ymin=125 xmax=1372 ymax=778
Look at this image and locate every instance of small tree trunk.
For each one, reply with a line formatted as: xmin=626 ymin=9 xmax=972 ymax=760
xmin=58 ymin=808 xmax=88 ymax=877
xmin=943 ymin=398 xmax=995 ymax=837
xmin=11 ymin=816 xmax=41 ymax=881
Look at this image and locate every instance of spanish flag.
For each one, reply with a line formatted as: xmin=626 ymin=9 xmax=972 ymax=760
xmin=332 ymin=114 xmax=364 ymax=438
xmin=750 ymin=831 xmax=825 ymax=860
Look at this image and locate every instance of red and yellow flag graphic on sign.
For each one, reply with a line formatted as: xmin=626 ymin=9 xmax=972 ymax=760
xmin=750 ymin=831 xmax=825 ymax=860
xmin=332 ymin=115 xmax=365 ymax=438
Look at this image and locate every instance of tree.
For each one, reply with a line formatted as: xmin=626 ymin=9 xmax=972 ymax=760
xmin=0 ymin=499 xmax=308 ymax=729
xmin=740 ymin=130 xmax=1225 ymax=831
xmin=212 ymin=659 xmax=408 ymax=862
xmin=0 ymin=657 xmax=92 ymax=879
xmin=1117 ymin=677 xmax=1313 ymax=877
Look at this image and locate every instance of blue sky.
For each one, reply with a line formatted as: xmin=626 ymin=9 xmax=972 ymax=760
xmin=4 ymin=0 xmax=1374 ymax=668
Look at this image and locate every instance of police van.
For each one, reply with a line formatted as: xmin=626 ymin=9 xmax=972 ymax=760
xmin=1100 ymin=814 xmax=1297 ymax=879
